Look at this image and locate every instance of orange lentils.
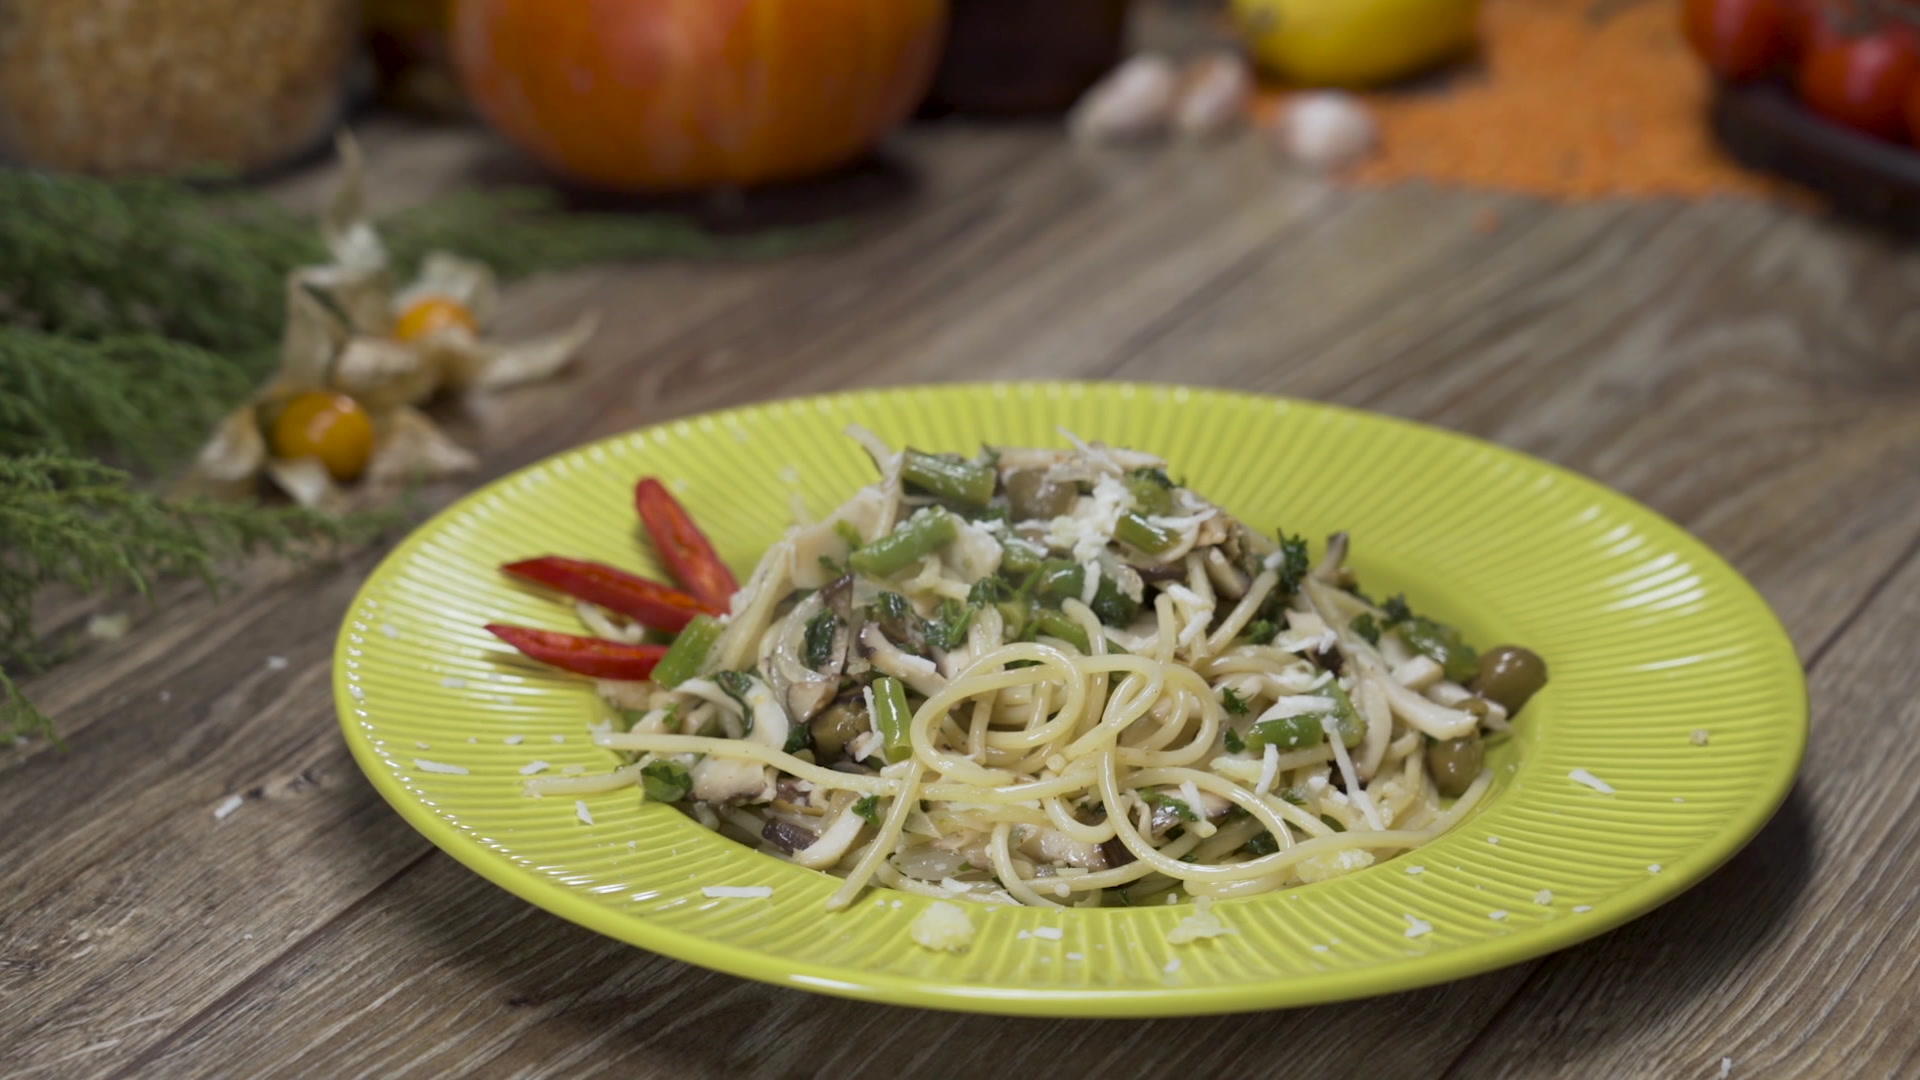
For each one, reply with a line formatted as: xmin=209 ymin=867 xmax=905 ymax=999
xmin=1258 ymin=0 xmax=1795 ymax=201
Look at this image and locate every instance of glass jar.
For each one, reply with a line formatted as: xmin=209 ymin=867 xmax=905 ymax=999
xmin=924 ymin=0 xmax=1135 ymax=116
xmin=0 ymin=0 xmax=359 ymax=177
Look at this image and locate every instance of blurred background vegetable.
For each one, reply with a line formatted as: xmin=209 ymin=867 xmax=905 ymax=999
xmin=450 ymin=0 xmax=949 ymax=191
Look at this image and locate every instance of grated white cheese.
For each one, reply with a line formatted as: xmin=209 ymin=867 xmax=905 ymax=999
xmin=1254 ymin=742 xmax=1280 ymax=796
xmin=347 ymin=684 xmax=365 ymax=700
xmin=266 ymin=655 xmax=288 ymax=671
xmin=504 ymin=735 xmax=525 ymax=745
xmin=380 ymin=623 xmax=400 ymax=639
xmin=1720 ymin=1058 xmax=1732 ymax=1079
xmin=1066 ymin=952 xmax=1084 ymax=960
xmin=551 ymin=734 xmax=565 ymax=744
xmin=1167 ymin=897 xmax=1235 ymax=944
xmin=702 ymin=886 xmax=773 ymax=899
xmin=910 ymin=902 xmax=975 ymax=952
xmin=416 ymin=741 xmax=431 ymax=750
xmin=1016 ymin=930 xmax=1031 ymax=940
xmin=1573 ymin=905 xmax=1593 ymax=913
xmin=1179 ymin=780 xmax=1214 ymax=837
xmin=1032 ymin=926 xmax=1064 ymax=941
xmin=413 ymin=759 xmax=469 ymax=775
xmin=1569 ymin=768 xmax=1615 ymax=795
xmin=1487 ymin=836 xmax=1501 ymax=845
xmin=1163 ymin=957 xmax=1182 ymax=974
xmin=1080 ymin=560 xmax=1101 ymax=607
xmin=1534 ymin=889 xmax=1554 ymax=905
xmin=213 ymin=795 xmax=243 ymax=821
xmin=1648 ymin=864 xmax=1663 ymax=874
xmin=1489 ymin=910 xmax=1509 ymax=921
xmin=575 ymin=800 xmax=594 ymax=825
xmin=1311 ymin=944 xmax=1329 ymax=953
xmin=519 ymin=760 xmax=551 ymax=776
xmin=441 ymin=676 xmax=467 ymax=689
xmin=1403 ymin=914 xmax=1433 ymax=939
xmin=1691 ymin=729 xmax=1710 ymax=746
xmin=1406 ymin=865 xmax=1426 ymax=875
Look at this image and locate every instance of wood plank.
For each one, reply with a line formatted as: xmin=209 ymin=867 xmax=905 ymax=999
xmin=1443 ymin=541 xmax=1920 ymax=1079
xmin=1107 ymin=192 xmax=1920 ymax=659
xmin=115 ymin=851 xmax=1528 ymax=1080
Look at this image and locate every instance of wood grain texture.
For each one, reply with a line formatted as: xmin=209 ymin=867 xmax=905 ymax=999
xmin=6 ymin=9 xmax=1920 ymax=1075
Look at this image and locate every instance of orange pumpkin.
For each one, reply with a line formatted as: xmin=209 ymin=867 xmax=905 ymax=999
xmin=451 ymin=0 xmax=948 ymax=191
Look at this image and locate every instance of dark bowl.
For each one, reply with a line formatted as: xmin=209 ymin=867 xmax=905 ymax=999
xmin=1712 ymin=80 xmax=1920 ymax=234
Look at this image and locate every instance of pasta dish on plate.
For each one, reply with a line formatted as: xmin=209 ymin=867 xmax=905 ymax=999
xmin=484 ymin=429 xmax=1548 ymax=912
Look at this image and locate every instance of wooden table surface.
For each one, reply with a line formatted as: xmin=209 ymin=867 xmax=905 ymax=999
xmin=9 ymin=32 xmax=1920 ymax=1080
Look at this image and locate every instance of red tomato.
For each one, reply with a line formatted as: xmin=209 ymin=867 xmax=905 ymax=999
xmin=1683 ymin=0 xmax=1797 ymax=81
xmin=1798 ymin=24 xmax=1920 ymax=140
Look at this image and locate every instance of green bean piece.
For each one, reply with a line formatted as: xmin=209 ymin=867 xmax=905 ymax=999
xmin=1124 ymin=469 xmax=1174 ymax=515
xmin=902 ymin=450 xmax=996 ymax=508
xmin=1324 ymin=682 xmax=1366 ymax=749
xmin=1000 ymin=537 xmax=1045 ymax=578
xmin=995 ymin=598 xmax=1032 ymax=641
xmin=1115 ymin=512 xmax=1177 ymax=554
xmin=1248 ymin=711 xmax=1326 ymax=751
xmin=1398 ymin=615 xmax=1480 ymax=684
xmin=651 ymin=614 xmax=720 ymax=688
xmin=1031 ymin=610 xmax=1092 ymax=653
xmin=872 ymin=676 xmax=914 ymax=764
xmin=850 ymin=507 xmax=959 ymax=578
xmin=1034 ymin=559 xmax=1141 ymax=626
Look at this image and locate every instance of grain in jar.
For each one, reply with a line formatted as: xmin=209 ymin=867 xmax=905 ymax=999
xmin=0 ymin=0 xmax=359 ymax=177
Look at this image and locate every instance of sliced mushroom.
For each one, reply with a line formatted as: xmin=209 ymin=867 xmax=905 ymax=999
xmin=1019 ymin=827 xmax=1110 ymax=871
xmin=691 ymin=757 xmax=773 ymax=804
xmin=858 ymin=623 xmax=947 ymax=697
xmin=763 ymin=818 xmax=820 ymax=854
xmin=790 ymin=805 xmax=868 ymax=870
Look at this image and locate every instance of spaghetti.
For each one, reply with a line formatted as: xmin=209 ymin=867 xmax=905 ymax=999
xmin=527 ymin=429 xmax=1548 ymax=911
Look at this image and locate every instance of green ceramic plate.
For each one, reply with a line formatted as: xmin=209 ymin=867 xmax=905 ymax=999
xmin=335 ymin=382 xmax=1806 ymax=1017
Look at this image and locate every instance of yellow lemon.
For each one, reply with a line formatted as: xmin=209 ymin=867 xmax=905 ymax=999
xmin=1231 ymin=0 xmax=1482 ymax=88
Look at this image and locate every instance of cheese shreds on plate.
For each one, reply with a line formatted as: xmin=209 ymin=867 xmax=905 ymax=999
xmin=1032 ymin=926 xmax=1064 ymax=941
xmin=702 ymin=886 xmax=773 ymax=899
xmin=1489 ymin=910 xmax=1509 ymax=921
xmin=1403 ymin=914 xmax=1433 ymax=939
xmin=518 ymin=760 xmax=552 ymax=776
xmin=910 ymin=901 xmax=975 ymax=952
xmin=574 ymin=800 xmax=594 ymax=825
xmin=504 ymin=734 xmax=525 ymax=745
xmin=413 ymin=759 xmax=469 ymax=775
xmin=1569 ymin=768 xmax=1615 ymax=794
xmin=1534 ymin=889 xmax=1554 ymax=905
xmin=1167 ymin=896 xmax=1235 ymax=945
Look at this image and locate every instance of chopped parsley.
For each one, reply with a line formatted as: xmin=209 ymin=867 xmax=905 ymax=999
xmin=1351 ymin=612 xmax=1381 ymax=646
xmin=1240 ymin=619 xmax=1279 ymax=646
xmin=852 ymin=794 xmax=880 ymax=824
xmin=833 ymin=520 xmax=864 ymax=551
xmin=1245 ymin=831 xmax=1280 ymax=856
xmin=1147 ymin=792 xmax=1198 ymax=822
xmin=640 ymin=760 xmax=691 ymax=802
xmin=1220 ymin=686 xmax=1252 ymax=715
xmin=1275 ymin=531 xmax=1310 ymax=595
xmin=803 ymin=610 xmax=840 ymax=670
xmin=1381 ymin=593 xmax=1413 ymax=627
xmin=1223 ymin=727 xmax=1247 ymax=754
xmin=714 ymin=670 xmax=756 ymax=734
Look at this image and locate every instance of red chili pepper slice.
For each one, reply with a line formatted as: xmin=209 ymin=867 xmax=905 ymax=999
xmin=502 ymin=556 xmax=720 ymax=632
xmin=634 ymin=478 xmax=738 ymax=609
xmin=485 ymin=624 xmax=668 ymax=680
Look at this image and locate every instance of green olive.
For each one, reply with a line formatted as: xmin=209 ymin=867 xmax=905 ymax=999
xmin=1005 ymin=468 xmax=1076 ymax=522
xmin=1426 ymin=735 xmax=1484 ymax=798
xmin=809 ymin=699 xmax=869 ymax=759
xmin=1471 ymin=645 xmax=1549 ymax=714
